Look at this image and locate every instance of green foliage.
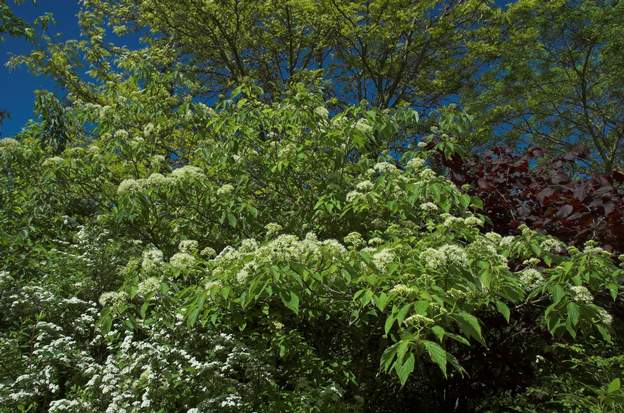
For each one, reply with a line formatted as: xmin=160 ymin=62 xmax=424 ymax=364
xmin=465 ymin=0 xmax=624 ymax=172
xmin=1 ymin=83 xmax=623 ymax=411
xmin=1 ymin=0 xmax=624 ymax=411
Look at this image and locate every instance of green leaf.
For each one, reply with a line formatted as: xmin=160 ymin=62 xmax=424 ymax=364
xmin=607 ymin=378 xmax=621 ymax=394
xmin=186 ymin=295 xmax=205 ymax=327
xmin=607 ymin=283 xmax=619 ymax=301
xmin=567 ymin=302 xmax=580 ymax=326
xmin=495 ymin=301 xmax=510 ymax=323
xmin=422 ymin=340 xmax=448 ymax=378
xmin=596 ymin=324 xmax=613 ymax=343
xmin=394 ymin=352 xmax=415 ymax=386
xmin=445 ymin=332 xmax=470 ymax=346
xmin=280 ymin=291 xmax=300 ymax=315
xmin=375 ymin=292 xmax=389 ymax=312
xmin=470 ymin=196 xmax=483 ymax=209
xmin=529 ymin=240 xmax=541 ymax=256
xmin=431 ymin=325 xmax=445 ymax=343
xmin=380 ymin=342 xmax=400 ymax=372
xmin=99 ymin=312 xmax=113 ymax=334
xmin=384 ymin=315 xmax=395 ymax=335
xmin=226 ymin=212 xmax=237 ymax=227
xmin=456 ymin=312 xmax=485 ymax=346
xmin=551 ymin=284 xmax=565 ymax=305
xmin=397 ymin=303 xmax=411 ymax=326
xmin=140 ymin=301 xmax=150 ymax=319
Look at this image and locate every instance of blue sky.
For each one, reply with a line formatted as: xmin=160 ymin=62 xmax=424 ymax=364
xmin=1 ymin=0 xmax=83 ymax=137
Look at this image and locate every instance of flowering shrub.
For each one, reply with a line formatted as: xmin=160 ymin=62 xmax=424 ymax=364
xmin=1 ymin=85 xmax=623 ymax=412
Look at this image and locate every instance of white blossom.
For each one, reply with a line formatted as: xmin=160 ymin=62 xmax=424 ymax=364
xmin=217 ymin=184 xmax=234 ymax=196
xmin=117 ymin=179 xmax=142 ymax=195
xmin=346 ymin=190 xmax=361 ymax=202
xmin=356 ymin=180 xmax=374 ymax=192
xmin=354 ymin=118 xmax=373 ymax=134
xmin=406 ymin=157 xmax=425 ymax=170
xmin=373 ymin=161 xmax=397 ymax=174
xmin=171 ymin=165 xmax=204 ymax=180
xmin=518 ymin=268 xmax=544 ymax=290
xmin=373 ymin=249 xmax=395 ymax=272
xmin=314 ymin=106 xmax=329 ymax=119
xmin=420 ymin=202 xmax=438 ymax=212
xmin=142 ymin=248 xmax=164 ymax=272
xmin=178 ymin=240 xmax=199 ymax=254
xmin=570 ymin=285 xmax=593 ymax=303
xmin=169 ymin=252 xmax=195 ymax=268
xmin=143 ymin=123 xmax=155 ymax=137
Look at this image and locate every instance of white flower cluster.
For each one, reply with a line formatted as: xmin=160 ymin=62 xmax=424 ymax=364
xmin=179 ymin=240 xmax=199 ymax=254
xmin=540 ymin=238 xmax=566 ymax=254
xmin=420 ymin=244 xmax=469 ymax=270
xmin=354 ymin=118 xmax=373 ymax=134
xmin=420 ymin=202 xmax=438 ymax=212
xmin=518 ymin=268 xmax=544 ymax=290
xmin=0 ymin=137 xmax=19 ymax=146
xmin=217 ymin=183 xmax=234 ymax=196
xmin=98 ymin=291 xmax=128 ymax=309
xmin=418 ymin=169 xmax=437 ymax=180
xmin=170 ymin=252 xmax=195 ymax=269
xmin=389 ymin=283 xmax=417 ymax=296
xmin=570 ymin=285 xmax=593 ymax=303
xmin=355 ymin=180 xmax=374 ymax=192
xmin=137 ymin=277 xmax=161 ymax=297
xmin=346 ymin=190 xmax=361 ymax=202
xmin=200 ymin=247 xmax=217 ymax=258
xmin=117 ymin=178 xmax=142 ymax=195
xmin=499 ymin=236 xmax=515 ymax=248
xmin=343 ymin=232 xmax=365 ymax=248
xmin=405 ymin=314 xmax=435 ymax=327
xmin=582 ymin=242 xmax=612 ymax=258
xmin=368 ymin=237 xmax=384 ymax=246
xmin=597 ymin=307 xmax=613 ymax=325
xmin=147 ymin=172 xmax=173 ymax=187
xmin=467 ymin=238 xmax=508 ymax=267
xmin=117 ymin=165 xmax=207 ymax=195
xmin=485 ymin=232 xmax=502 ymax=244
xmin=43 ymin=156 xmax=65 ymax=167
xmin=264 ymin=222 xmax=283 ymax=238
xmin=171 ymin=165 xmax=205 ymax=180
xmin=143 ymin=123 xmax=155 ymax=137
xmin=314 ymin=106 xmax=329 ymax=119
xmin=239 ymin=238 xmax=258 ymax=253
xmin=372 ymin=249 xmax=395 ymax=272
xmin=142 ymin=247 xmax=164 ymax=272
xmin=373 ymin=161 xmax=398 ymax=174
xmin=464 ymin=216 xmax=483 ymax=227
xmin=406 ymin=157 xmax=425 ymax=170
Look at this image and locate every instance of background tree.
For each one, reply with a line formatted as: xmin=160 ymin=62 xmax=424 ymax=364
xmin=463 ymin=0 xmax=624 ymax=172
xmin=22 ymin=0 xmax=492 ymax=113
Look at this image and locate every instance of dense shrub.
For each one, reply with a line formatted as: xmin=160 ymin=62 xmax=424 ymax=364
xmin=1 ymin=86 xmax=623 ymax=412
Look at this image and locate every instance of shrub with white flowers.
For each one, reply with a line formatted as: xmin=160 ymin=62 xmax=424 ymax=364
xmin=1 ymin=85 xmax=622 ymax=412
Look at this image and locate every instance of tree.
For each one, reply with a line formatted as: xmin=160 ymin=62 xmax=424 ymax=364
xmin=0 ymin=0 xmax=31 ymax=41
xmin=463 ymin=0 xmax=624 ymax=173
xmin=14 ymin=0 xmax=493 ymax=112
